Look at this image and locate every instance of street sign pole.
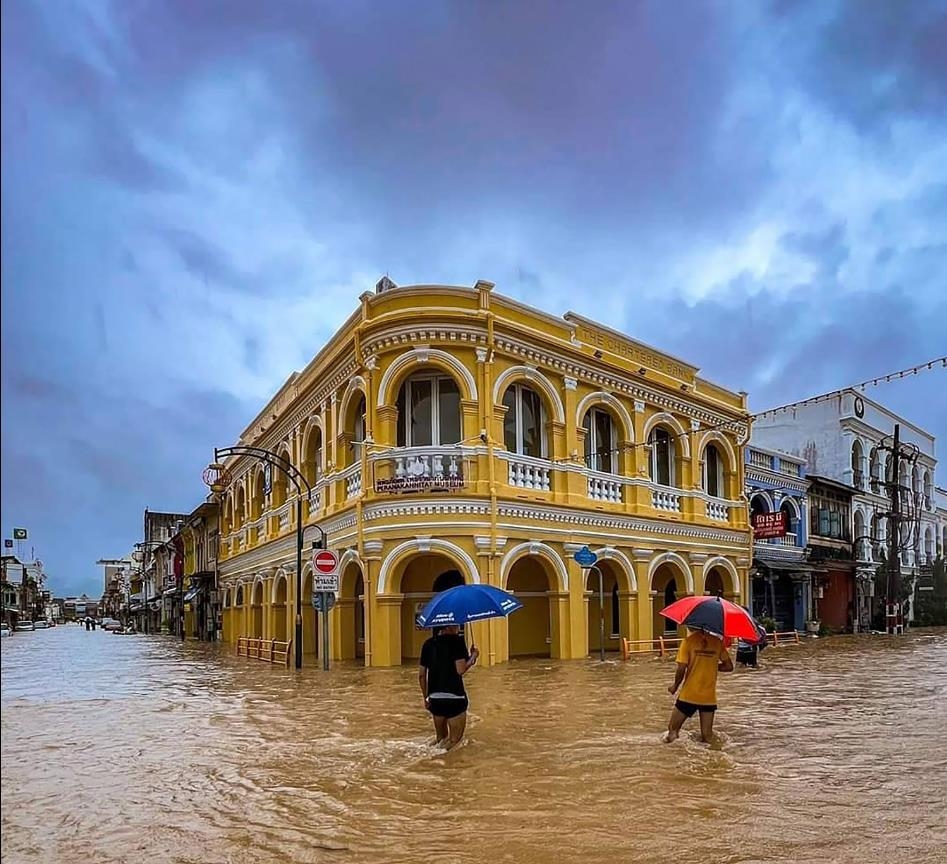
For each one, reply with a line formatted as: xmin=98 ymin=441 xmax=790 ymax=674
xmin=573 ymin=546 xmax=604 ymax=662
xmin=321 ymin=595 xmax=330 ymax=672
xmin=312 ymin=548 xmax=340 ymax=672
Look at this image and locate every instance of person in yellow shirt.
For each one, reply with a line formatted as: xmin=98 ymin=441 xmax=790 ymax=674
xmin=662 ymin=628 xmax=733 ymax=743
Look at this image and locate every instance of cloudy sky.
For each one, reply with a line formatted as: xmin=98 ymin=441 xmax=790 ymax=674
xmin=2 ymin=0 xmax=945 ymax=598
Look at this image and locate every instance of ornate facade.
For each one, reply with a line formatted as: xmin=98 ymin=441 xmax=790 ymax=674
xmin=215 ymin=281 xmax=752 ymax=666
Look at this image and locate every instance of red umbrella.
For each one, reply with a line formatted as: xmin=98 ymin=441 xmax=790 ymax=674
xmin=660 ymin=595 xmax=761 ymax=641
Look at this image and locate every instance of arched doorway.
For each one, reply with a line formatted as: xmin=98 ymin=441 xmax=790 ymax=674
xmin=398 ymin=554 xmax=469 ymax=663
xmin=272 ymin=576 xmax=288 ymax=642
xmin=233 ymin=585 xmax=245 ymax=637
xmin=339 ymin=562 xmax=366 ymax=660
xmin=652 ymin=563 xmax=688 ymax=639
xmin=250 ymin=581 xmax=264 ymax=637
xmin=506 ymin=557 xmax=554 ymax=658
xmin=586 ymin=560 xmax=625 ymax=654
xmin=705 ymin=569 xmax=725 ymax=597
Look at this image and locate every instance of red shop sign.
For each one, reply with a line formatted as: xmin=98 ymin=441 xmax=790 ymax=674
xmin=752 ymin=510 xmax=788 ymax=539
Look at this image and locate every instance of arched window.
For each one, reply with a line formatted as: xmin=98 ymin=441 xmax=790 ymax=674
xmin=250 ymin=472 xmax=265 ymax=519
xmin=353 ymin=395 xmax=366 ymax=457
xmin=780 ymin=499 xmax=797 ymax=541
xmin=396 ymin=375 xmax=461 ymax=447
xmin=303 ymin=426 xmax=323 ymax=486
xmin=925 ymin=526 xmax=935 ymax=564
xmin=851 ymin=440 xmax=864 ymax=490
xmin=870 ymin=448 xmax=881 ymax=493
xmin=502 ymin=384 xmax=545 ymax=458
xmin=854 ymin=510 xmax=867 ymax=561
xmin=235 ymin=585 xmax=244 ymax=606
xmin=649 ymin=427 xmax=674 ymax=487
xmin=583 ymin=407 xmax=616 ymax=473
xmin=750 ymin=494 xmax=768 ymax=522
xmin=703 ymin=444 xmax=724 ymax=498
xmin=923 ymin=470 xmax=933 ymax=509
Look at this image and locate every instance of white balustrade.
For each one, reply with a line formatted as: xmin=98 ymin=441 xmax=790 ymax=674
xmin=651 ymin=486 xmax=682 ymax=512
xmin=508 ymin=458 xmax=551 ymax=491
xmin=749 ymin=451 xmax=771 ymax=469
xmin=393 ymin=451 xmax=463 ymax=484
xmin=588 ymin=474 xmax=623 ymax=503
xmin=346 ymin=468 xmax=362 ymax=498
xmin=706 ymin=499 xmax=729 ymax=521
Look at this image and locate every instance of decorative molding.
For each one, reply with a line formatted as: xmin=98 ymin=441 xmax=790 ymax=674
xmin=575 ymin=390 xmax=635 ymax=443
xmin=376 ymin=347 xmax=478 ymax=406
xmin=564 ymin=376 xmax=578 ymax=391
xmin=476 ymin=347 xmax=488 ymax=363
xmin=377 ymin=537 xmax=481 ymax=593
xmin=687 ymin=552 xmax=709 ymax=564
xmin=634 ymin=399 xmax=645 ymax=414
xmin=363 ymin=540 xmax=384 ymax=554
xmin=646 ymin=551 xmax=695 ymax=593
xmin=498 ymin=541 xmax=569 ymax=592
xmin=492 ymin=364 xmax=566 ymax=423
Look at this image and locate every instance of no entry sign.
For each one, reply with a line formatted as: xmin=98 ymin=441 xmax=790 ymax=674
xmin=312 ymin=549 xmax=340 ymax=592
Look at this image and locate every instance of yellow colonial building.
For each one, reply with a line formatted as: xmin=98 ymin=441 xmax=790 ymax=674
xmin=216 ymin=280 xmax=752 ymax=667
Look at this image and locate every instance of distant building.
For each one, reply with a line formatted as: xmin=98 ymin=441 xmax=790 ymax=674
xmin=745 ymin=444 xmax=813 ymax=631
xmin=63 ymin=594 xmax=99 ymax=621
xmin=752 ymin=390 xmax=940 ymax=627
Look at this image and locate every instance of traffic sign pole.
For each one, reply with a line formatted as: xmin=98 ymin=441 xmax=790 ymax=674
xmin=573 ymin=546 xmax=604 ymax=663
xmin=311 ymin=549 xmax=340 ymax=671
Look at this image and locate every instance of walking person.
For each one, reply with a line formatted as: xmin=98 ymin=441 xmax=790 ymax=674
xmin=419 ymin=625 xmax=479 ymax=751
xmin=663 ymin=628 xmax=733 ymax=744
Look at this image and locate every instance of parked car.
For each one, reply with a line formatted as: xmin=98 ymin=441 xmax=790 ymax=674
xmin=15 ymin=621 xmax=35 ymax=632
xmin=33 ymin=619 xmax=50 ymax=630
xmin=1 ymin=623 xmax=10 ymax=638
xmin=102 ymin=618 xmax=124 ymax=632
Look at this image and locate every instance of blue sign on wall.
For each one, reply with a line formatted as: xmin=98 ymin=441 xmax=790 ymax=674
xmin=573 ymin=546 xmax=598 ymax=568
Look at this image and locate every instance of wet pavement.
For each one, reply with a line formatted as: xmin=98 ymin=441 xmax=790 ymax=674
xmin=2 ymin=626 xmax=945 ymax=864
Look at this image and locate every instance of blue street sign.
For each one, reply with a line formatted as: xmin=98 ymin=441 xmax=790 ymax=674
xmin=573 ymin=545 xmax=598 ymax=568
xmin=311 ymin=591 xmax=337 ymax=613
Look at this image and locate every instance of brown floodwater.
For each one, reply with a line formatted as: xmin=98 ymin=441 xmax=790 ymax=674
xmin=2 ymin=626 xmax=945 ymax=864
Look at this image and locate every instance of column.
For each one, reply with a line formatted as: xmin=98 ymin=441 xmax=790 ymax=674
xmin=632 ymin=549 xmax=654 ymax=642
xmin=689 ymin=552 xmax=708 ymax=596
xmin=373 ymin=594 xmax=403 ymax=667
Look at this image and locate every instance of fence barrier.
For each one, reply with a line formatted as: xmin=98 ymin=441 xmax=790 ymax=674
xmin=620 ymin=629 xmax=802 ymax=660
xmin=236 ymin=636 xmax=292 ymax=667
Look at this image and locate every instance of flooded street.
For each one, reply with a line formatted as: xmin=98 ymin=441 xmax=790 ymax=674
xmin=2 ymin=628 xmax=945 ymax=864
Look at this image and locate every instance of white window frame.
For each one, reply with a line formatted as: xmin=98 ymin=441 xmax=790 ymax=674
xmin=504 ymin=384 xmax=548 ymax=458
xmin=398 ymin=374 xmax=461 ymax=447
xmin=702 ymin=444 xmax=724 ymax=498
xmin=649 ymin=427 xmax=675 ymax=487
xmin=584 ymin=407 xmax=617 ymax=474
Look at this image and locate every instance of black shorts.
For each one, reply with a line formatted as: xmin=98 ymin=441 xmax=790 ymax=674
xmin=675 ymin=699 xmax=716 ymax=718
xmin=428 ymin=696 xmax=468 ymax=719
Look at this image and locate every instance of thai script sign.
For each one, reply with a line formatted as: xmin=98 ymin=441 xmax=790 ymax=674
xmin=752 ymin=511 xmax=788 ymax=539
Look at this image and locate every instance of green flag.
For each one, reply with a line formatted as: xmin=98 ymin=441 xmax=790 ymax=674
xmin=13 ymin=528 xmax=28 ymax=540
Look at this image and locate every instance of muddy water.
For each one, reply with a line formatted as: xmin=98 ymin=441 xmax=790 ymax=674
xmin=2 ymin=627 xmax=945 ymax=864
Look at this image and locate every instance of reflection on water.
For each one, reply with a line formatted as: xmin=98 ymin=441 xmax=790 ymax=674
xmin=2 ymin=627 xmax=946 ymax=864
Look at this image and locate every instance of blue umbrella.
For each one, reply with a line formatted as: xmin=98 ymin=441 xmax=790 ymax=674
xmin=416 ymin=584 xmax=523 ymax=629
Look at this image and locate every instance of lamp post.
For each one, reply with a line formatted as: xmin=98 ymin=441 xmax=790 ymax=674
xmin=209 ymin=445 xmax=323 ymax=670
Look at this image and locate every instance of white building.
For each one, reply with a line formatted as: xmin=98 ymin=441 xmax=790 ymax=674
xmin=752 ymin=389 xmax=939 ymax=624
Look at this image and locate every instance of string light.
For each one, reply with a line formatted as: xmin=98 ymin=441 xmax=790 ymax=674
xmin=566 ymin=355 xmax=946 ymax=468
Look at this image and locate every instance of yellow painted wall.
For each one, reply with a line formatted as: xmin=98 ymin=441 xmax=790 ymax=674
xmin=507 ymin=558 xmax=552 ymax=657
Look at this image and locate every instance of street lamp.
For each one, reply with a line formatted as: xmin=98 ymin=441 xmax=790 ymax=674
xmin=208 ymin=445 xmax=324 ymax=670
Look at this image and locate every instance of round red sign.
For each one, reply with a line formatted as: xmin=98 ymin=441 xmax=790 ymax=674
xmin=313 ymin=550 xmax=338 ymax=574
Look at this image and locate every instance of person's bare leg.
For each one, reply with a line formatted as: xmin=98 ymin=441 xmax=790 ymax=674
xmin=432 ymin=715 xmax=448 ymax=746
xmin=443 ymin=712 xmax=468 ymax=751
xmin=699 ymin=710 xmax=716 ymax=744
xmin=662 ymin=707 xmax=687 ymax=743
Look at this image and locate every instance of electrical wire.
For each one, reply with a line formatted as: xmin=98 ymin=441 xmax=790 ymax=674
xmin=565 ymin=356 xmax=946 ymax=468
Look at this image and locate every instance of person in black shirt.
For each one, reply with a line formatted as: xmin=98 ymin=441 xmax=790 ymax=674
xmin=419 ymin=625 xmax=479 ymax=750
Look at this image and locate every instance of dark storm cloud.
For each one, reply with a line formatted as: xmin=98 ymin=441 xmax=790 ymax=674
xmin=2 ymin=0 xmax=945 ymax=598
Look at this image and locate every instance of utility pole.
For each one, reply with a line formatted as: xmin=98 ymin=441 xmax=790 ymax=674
xmin=886 ymin=424 xmax=903 ymax=635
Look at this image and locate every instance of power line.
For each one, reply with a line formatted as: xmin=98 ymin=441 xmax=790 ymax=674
xmin=567 ymin=356 xmax=946 ymax=467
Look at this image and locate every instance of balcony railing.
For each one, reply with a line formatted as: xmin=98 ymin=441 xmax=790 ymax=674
xmin=371 ymin=447 xmax=468 ymax=494
xmin=503 ymin=454 xmax=552 ymax=491
xmin=748 ymin=451 xmax=772 ymax=470
xmin=587 ymin=470 xmax=624 ymax=503
xmin=651 ymin=485 xmax=682 ymax=513
xmin=853 ymin=469 xmax=865 ymax=490
xmin=705 ymin=498 xmax=730 ymax=521
xmin=779 ymin=459 xmax=802 ymax=477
